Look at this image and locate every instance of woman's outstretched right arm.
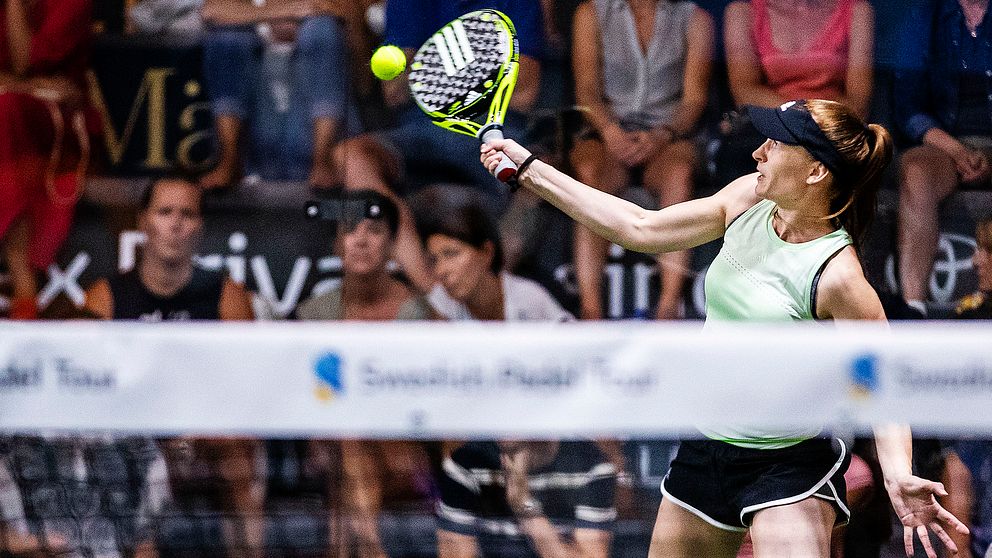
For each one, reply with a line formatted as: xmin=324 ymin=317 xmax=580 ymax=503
xmin=481 ymin=139 xmax=760 ymax=254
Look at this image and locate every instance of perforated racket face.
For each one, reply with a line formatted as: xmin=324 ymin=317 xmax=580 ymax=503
xmin=409 ymin=10 xmax=517 ymax=120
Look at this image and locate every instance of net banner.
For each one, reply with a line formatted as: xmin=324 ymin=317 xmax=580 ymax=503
xmin=1 ymin=322 xmax=991 ymax=436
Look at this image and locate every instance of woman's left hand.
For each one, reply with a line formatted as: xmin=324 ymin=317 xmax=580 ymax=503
xmin=886 ymin=475 xmax=969 ymax=558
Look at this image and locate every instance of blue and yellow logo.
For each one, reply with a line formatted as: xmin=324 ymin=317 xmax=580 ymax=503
xmin=849 ymin=353 xmax=878 ymax=400
xmin=314 ymin=353 xmax=344 ymax=402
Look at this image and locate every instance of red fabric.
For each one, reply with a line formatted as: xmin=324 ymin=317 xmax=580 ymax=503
xmin=9 ymin=297 xmax=38 ymax=319
xmin=0 ymin=0 xmax=93 ymax=83
xmin=0 ymin=0 xmax=92 ymax=270
xmin=752 ymin=0 xmax=854 ymax=102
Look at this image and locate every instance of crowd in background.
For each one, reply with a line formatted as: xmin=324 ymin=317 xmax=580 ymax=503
xmin=1 ymin=0 xmax=991 ymax=556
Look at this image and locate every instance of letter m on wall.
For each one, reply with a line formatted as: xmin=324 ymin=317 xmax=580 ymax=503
xmin=89 ymin=67 xmax=174 ymax=169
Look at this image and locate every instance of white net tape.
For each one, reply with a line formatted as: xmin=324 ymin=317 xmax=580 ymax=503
xmin=1 ymin=322 xmax=990 ymax=437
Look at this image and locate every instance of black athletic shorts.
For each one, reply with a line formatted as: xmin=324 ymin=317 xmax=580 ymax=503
xmin=661 ymin=437 xmax=851 ymax=531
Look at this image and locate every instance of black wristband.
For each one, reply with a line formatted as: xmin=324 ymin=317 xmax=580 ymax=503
xmin=516 ymin=154 xmax=539 ymax=178
xmin=506 ymin=154 xmax=537 ymax=192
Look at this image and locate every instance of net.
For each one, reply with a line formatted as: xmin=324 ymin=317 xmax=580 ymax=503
xmin=1 ymin=322 xmax=990 ymax=557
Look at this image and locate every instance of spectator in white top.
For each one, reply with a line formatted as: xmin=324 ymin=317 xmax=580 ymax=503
xmin=415 ymin=188 xmax=573 ymax=322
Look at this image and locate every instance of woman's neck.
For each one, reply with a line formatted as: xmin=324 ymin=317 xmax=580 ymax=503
xmin=772 ymin=204 xmax=837 ymax=243
xmin=466 ymin=272 xmax=504 ymax=321
xmin=342 ymin=270 xmax=394 ymax=305
xmin=139 ymin=258 xmax=193 ymax=298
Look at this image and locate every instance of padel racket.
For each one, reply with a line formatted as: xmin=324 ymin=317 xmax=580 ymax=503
xmin=408 ymin=9 xmax=520 ymax=183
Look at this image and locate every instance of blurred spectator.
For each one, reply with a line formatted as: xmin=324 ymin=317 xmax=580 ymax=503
xmin=942 ymin=441 xmax=992 ymax=557
xmin=80 ymin=176 xmax=261 ymax=557
xmin=569 ymin=0 xmax=713 ymax=319
xmin=198 ymin=0 xmax=360 ymax=189
xmin=329 ymin=1 xmax=547 ymax=297
xmin=715 ymin=0 xmax=874 ymax=186
xmin=333 ymin=0 xmax=545 ymax=214
xmin=436 ymin=440 xmax=616 ymax=558
xmin=297 ymin=189 xmax=435 ymax=558
xmin=0 ymin=436 xmax=170 ymax=557
xmin=82 ymin=176 xmax=254 ymax=320
xmin=296 ymin=189 xmax=433 ymax=320
xmin=953 ymin=218 xmax=992 ymax=319
xmin=415 ymin=188 xmax=573 ymax=321
xmin=895 ymin=0 xmax=992 ymax=317
xmin=0 ymin=0 xmax=95 ymax=320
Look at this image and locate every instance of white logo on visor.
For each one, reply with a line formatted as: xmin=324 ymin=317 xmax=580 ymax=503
xmin=780 ymin=101 xmax=797 ymax=111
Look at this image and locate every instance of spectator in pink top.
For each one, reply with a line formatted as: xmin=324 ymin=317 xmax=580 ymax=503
xmin=714 ymin=0 xmax=875 ymax=186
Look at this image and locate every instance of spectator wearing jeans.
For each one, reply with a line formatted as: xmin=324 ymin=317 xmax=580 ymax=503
xmin=895 ymin=0 xmax=992 ymax=317
xmin=199 ymin=0 xmax=361 ymax=189
xmin=333 ymin=0 xmax=545 ymax=213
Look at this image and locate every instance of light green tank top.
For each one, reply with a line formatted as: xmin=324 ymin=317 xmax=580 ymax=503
xmin=700 ymin=198 xmax=852 ymax=448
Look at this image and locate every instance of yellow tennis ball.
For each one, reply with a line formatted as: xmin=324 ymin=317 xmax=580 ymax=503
xmin=370 ymin=45 xmax=406 ymax=81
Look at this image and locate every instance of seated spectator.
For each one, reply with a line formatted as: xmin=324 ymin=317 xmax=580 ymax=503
xmin=81 ymin=176 xmax=262 ymax=556
xmin=328 ymin=1 xmax=545 ymax=297
xmin=717 ymin=0 xmax=874 ymax=186
xmin=0 ymin=0 xmax=95 ymax=320
xmin=953 ymin=218 xmax=992 ymax=319
xmin=437 ymin=440 xmax=616 ymax=558
xmin=416 ymin=189 xmax=573 ymax=321
xmin=296 ymin=189 xmax=433 ymax=320
xmin=569 ymin=0 xmax=713 ymax=319
xmin=952 ymin=218 xmax=992 ymax=319
xmin=297 ymin=189 xmax=435 ymax=558
xmin=942 ymin=440 xmax=992 ymax=557
xmin=333 ymin=0 xmax=545 ymax=215
xmin=895 ymin=0 xmax=992 ymax=317
xmin=83 ymin=176 xmax=254 ymax=320
xmin=198 ymin=0 xmax=359 ymax=189
xmin=0 ymin=435 xmax=171 ymax=557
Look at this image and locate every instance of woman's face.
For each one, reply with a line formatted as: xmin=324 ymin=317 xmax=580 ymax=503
xmin=340 ymin=218 xmax=393 ymax=277
xmin=752 ymin=139 xmax=821 ymax=204
xmin=140 ymin=181 xmax=203 ymax=266
xmin=426 ymin=234 xmax=494 ymax=303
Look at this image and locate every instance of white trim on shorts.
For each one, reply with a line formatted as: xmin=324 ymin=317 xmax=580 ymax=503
xmin=661 ymin=475 xmax=748 ymax=533
xmin=738 ymin=438 xmax=851 ymax=527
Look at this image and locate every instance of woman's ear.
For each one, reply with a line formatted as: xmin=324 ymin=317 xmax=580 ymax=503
xmin=482 ymin=240 xmax=495 ymax=267
xmin=807 ymin=161 xmax=830 ymax=186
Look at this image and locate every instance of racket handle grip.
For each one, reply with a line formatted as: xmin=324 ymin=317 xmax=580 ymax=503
xmin=480 ymin=126 xmax=518 ymax=183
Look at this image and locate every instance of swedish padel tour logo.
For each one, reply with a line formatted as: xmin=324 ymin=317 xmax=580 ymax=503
xmin=314 ymin=353 xmax=344 ymax=402
xmin=849 ymin=353 xmax=879 ymax=400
